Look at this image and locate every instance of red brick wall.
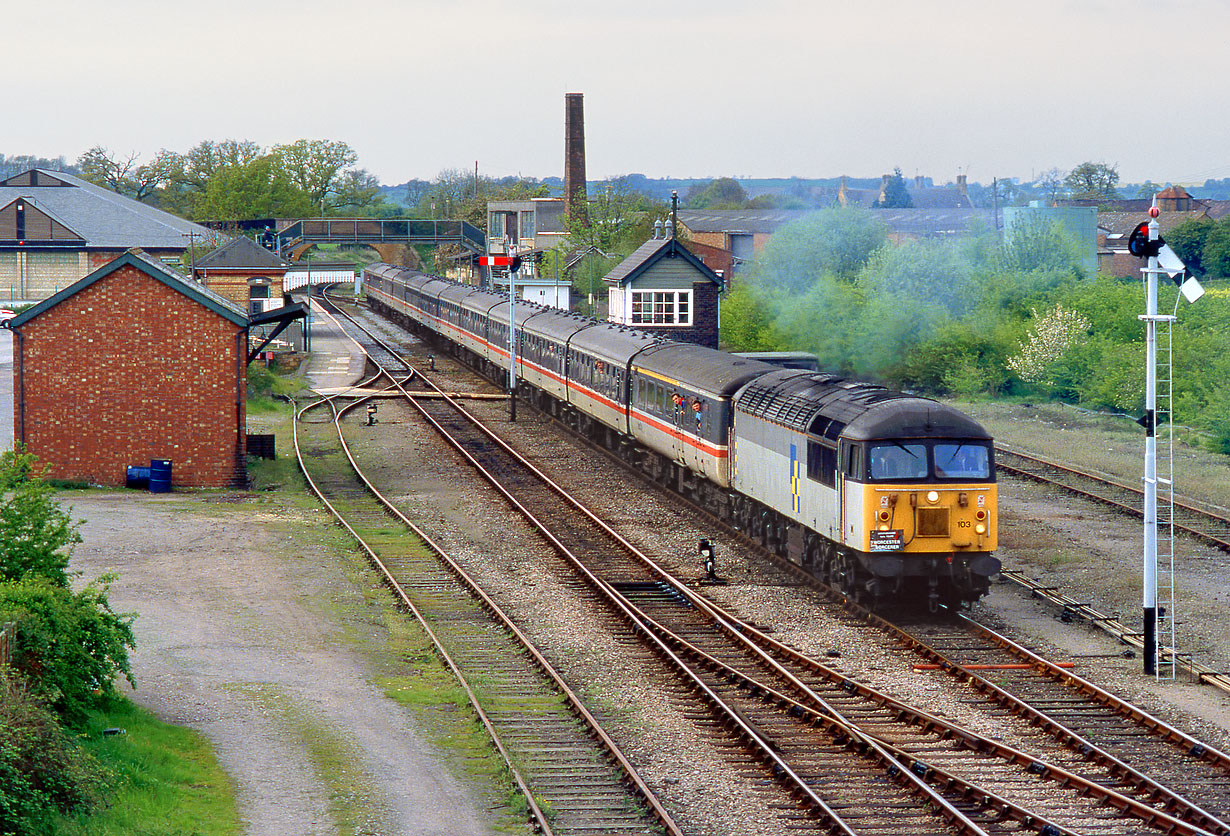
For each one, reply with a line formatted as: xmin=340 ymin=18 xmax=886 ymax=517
xmin=14 ymin=264 xmax=246 ymax=487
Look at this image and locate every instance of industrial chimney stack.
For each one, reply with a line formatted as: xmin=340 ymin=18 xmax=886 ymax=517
xmin=564 ymin=92 xmax=587 ymax=224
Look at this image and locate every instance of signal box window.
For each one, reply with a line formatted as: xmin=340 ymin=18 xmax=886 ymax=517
xmin=631 ymin=291 xmax=691 ymax=325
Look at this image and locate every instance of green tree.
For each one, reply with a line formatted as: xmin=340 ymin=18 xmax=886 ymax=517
xmin=1166 ymin=217 xmax=1213 ymax=276
xmin=1063 ymin=161 xmax=1120 ymax=201
xmin=270 ymin=139 xmax=358 ymax=207
xmin=0 ymin=575 xmax=136 ymax=724
xmin=1200 ymin=217 xmax=1230 ymax=277
xmin=330 ymin=168 xmax=386 ymax=215
xmin=685 ymin=177 xmax=749 ymax=209
xmin=0 ymin=670 xmax=107 ymax=832
xmin=858 ymin=237 xmax=972 ymax=318
xmin=1135 ymin=180 xmax=1163 ymax=199
xmin=872 ymin=168 xmax=913 ymax=208
xmin=564 ymin=175 xmax=665 ymax=254
xmin=745 ymin=208 xmax=887 ymax=293
xmin=718 ymin=280 xmax=779 ymax=350
xmin=195 ymin=155 xmax=313 ymax=220
xmin=1001 ymin=214 xmax=1086 ymax=275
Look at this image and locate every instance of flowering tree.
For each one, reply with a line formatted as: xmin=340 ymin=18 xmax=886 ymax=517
xmin=1006 ymin=304 xmax=1092 ymax=386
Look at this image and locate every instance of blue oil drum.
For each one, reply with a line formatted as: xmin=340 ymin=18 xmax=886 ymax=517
xmin=149 ymin=459 xmax=172 ymax=493
xmin=125 ymin=466 xmax=150 ymax=489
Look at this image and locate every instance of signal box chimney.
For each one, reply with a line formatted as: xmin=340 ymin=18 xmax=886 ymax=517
xmin=565 ymin=92 xmax=587 ymax=224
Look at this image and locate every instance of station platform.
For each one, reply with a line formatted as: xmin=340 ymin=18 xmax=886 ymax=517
xmin=302 ymin=298 xmax=368 ymax=394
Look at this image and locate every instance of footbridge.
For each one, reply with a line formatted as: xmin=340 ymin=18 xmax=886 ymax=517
xmin=276 ymin=218 xmax=486 ymax=262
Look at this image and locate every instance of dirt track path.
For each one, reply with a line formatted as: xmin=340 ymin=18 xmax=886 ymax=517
xmin=68 ymin=490 xmax=504 ymax=836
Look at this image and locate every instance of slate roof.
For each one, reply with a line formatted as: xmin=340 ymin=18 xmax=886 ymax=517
xmin=679 ymin=210 xmax=808 ymax=235
xmin=874 ymin=208 xmax=997 ymax=238
xmin=194 ymin=234 xmax=287 ymax=269
xmin=1097 ymin=211 xmax=1207 ymax=237
xmin=10 ymin=249 xmax=248 ymax=328
xmin=907 ymin=185 xmax=973 ymax=210
xmin=0 ymin=168 xmax=217 ymax=249
xmin=602 ymin=237 xmax=723 ymax=288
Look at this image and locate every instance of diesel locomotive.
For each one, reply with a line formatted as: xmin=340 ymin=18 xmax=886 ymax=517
xmin=363 ymin=263 xmax=1000 ymax=610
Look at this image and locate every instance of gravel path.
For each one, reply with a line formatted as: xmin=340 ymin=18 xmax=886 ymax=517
xmin=67 ymin=491 xmax=505 ymax=836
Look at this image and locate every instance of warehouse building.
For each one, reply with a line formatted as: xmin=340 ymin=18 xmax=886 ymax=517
xmin=0 ymin=168 xmax=216 ymax=303
xmin=10 ymin=249 xmax=249 ymax=488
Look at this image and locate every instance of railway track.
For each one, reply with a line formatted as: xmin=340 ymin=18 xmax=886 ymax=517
xmin=993 ymin=445 xmax=1230 ymax=691
xmin=995 ymin=445 xmax=1230 ymax=552
xmin=321 ymin=294 xmax=1230 ymax=835
xmin=294 ymin=317 xmax=677 ymax=835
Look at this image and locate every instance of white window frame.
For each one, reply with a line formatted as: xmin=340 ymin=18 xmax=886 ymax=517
xmin=630 ymin=290 xmax=691 ymax=326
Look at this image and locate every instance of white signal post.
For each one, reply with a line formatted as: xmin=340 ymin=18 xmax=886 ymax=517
xmin=1141 ymin=203 xmax=1164 ymax=676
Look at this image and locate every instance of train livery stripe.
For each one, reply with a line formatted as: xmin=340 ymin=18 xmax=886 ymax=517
xmin=372 ymin=285 xmax=729 ymax=461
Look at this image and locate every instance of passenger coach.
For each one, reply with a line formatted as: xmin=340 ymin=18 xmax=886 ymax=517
xmin=362 ymin=263 xmax=1000 ymax=611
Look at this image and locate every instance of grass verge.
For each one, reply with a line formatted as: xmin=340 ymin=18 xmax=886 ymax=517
xmin=50 ymin=698 xmax=240 ymax=836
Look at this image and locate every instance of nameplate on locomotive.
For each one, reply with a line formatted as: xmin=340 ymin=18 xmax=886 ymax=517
xmin=869 ymin=530 xmax=904 ymax=552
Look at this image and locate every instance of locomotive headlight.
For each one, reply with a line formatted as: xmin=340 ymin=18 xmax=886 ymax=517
xmin=926 ymin=490 xmax=940 ymax=504
xmin=877 ymin=523 xmax=890 ymax=531
xmin=975 ymin=523 xmax=987 ymax=535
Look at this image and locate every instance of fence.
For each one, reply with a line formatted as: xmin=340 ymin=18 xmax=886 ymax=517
xmin=0 ymin=621 xmax=14 ymax=666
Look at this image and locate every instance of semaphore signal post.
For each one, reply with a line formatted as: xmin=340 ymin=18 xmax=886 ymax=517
xmin=1136 ymin=200 xmax=1204 ymax=677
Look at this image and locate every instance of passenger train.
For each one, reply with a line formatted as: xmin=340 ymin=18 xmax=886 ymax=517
xmin=363 ymin=263 xmax=1000 ymax=610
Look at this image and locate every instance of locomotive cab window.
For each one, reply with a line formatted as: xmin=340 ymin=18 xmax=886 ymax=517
xmin=868 ymin=443 xmax=928 ymax=481
xmin=934 ymin=443 xmax=991 ymax=480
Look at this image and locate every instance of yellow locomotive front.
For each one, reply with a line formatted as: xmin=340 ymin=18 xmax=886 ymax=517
xmin=844 ymin=439 xmax=999 ymax=608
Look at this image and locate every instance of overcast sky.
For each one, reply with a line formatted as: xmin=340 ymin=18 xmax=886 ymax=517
xmin=12 ymin=0 xmax=1229 ymax=188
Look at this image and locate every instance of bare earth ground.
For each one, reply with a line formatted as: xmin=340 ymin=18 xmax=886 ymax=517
xmin=67 ymin=491 xmax=507 ymax=836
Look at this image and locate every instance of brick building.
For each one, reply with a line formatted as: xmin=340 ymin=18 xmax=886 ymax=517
xmin=604 ymin=236 xmax=722 ymax=349
xmin=192 ymin=234 xmax=289 ymax=315
xmin=10 ymin=250 xmax=249 ymax=488
xmin=0 ymin=168 xmax=217 ymax=303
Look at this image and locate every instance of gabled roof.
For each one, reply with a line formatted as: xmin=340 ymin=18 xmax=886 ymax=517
xmin=874 ymin=208 xmax=997 ymax=238
xmin=10 ymin=249 xmax=248 ymax=328
xmin=0 ymin=197 xmax=86 ymax=244
xmin=602 ymin=237 xmax=723 ymax=288
xmin=0 ymin=168 xmax=217 ymax=249
xmin=195 ymin=234 xmax=288 ymax=269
